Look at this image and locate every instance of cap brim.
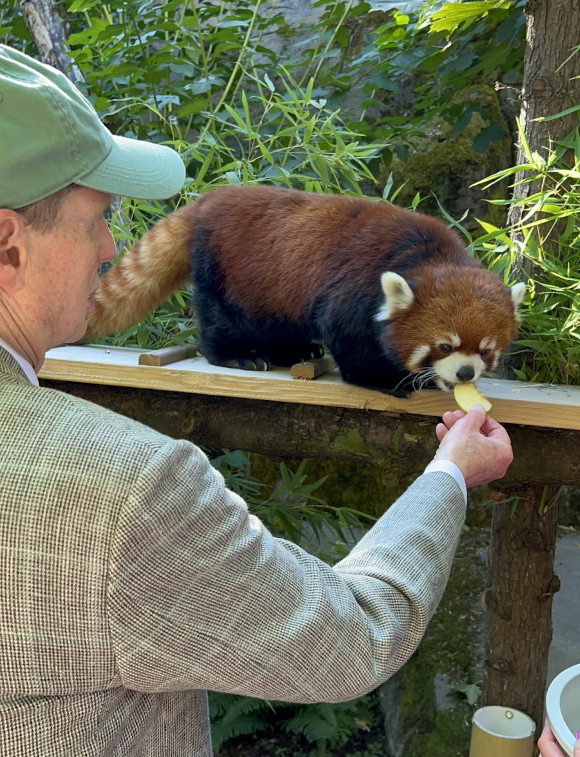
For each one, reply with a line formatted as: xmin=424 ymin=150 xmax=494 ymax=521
xmin=76 ymin=134 xmax=186 ymax=200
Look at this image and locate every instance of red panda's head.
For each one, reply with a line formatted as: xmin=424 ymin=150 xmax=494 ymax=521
xmin=375 ymin=266 xmax=526 ymax=393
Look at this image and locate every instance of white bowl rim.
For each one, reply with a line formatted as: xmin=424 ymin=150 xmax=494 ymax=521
xmin=546 ymin=663 xmax=580 ymax=756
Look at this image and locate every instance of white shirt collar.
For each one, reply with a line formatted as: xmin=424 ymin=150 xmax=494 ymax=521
xmin=0 ymin=337 xmax=39 ymax=386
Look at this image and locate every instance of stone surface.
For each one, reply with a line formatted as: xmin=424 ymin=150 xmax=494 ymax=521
xmin=547 ymin=531 xmax=580 ymax=686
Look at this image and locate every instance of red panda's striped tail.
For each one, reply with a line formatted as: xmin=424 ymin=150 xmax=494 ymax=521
xmin=85 ymin=204 xmax=196 ymax=339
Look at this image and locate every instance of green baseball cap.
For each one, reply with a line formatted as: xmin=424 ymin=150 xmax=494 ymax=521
xmin=0 ymin=44 xmax=186 ymax=209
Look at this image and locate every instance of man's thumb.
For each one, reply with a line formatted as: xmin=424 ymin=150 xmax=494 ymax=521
xmin=463 ymin=404 xmax=487 ymax=429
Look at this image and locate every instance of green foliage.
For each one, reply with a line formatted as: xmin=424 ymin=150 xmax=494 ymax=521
xmin=430 ymin=0 xmax=515 ymax=35
xmin=471 ymin=123 xmax=580 ymax=385
xmin=3 ymin=0 xmax=528 ymax=353
xmin=209 ymin=693 xmax=275 ymax=753
xmin=209 ymin=691 xmax=378 ymax=757
xmin=282 ymin=698 xmax=375 ymax=756
xmin=210 ymin=451 xmax=375 ymax=563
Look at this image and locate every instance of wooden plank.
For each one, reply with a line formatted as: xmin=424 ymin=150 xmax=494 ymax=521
xmin=291 ymin=357 xmax=336 ymax=379
xmin=38 ymin=344 xmax=580 ymax=431
xmin=139 ymin=344 xmax=199 ymax=367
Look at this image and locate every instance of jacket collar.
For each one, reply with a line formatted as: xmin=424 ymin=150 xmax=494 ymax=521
xmin=0 ymin=345 xmax=32 ymax=384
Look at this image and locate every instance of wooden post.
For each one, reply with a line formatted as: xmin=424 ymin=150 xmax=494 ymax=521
xmin=483 ymin=487 xmax=561 ymax=736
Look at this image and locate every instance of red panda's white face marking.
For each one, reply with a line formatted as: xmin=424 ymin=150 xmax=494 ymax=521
xmin=376 ymin=270 xmax=526 ymax=393
xmin=429 ymin=333 xmax=488 ymax=391
xmin=431 ymin=349 xmax=485 ymax=391
xmin=407 ymin=345 xmax=430 ymax=371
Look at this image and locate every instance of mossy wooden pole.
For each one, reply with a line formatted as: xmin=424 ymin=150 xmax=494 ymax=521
xmin=483 ymin=490 xmax=561 ymax=737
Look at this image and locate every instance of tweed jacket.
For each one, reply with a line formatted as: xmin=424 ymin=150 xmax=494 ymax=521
xmin=0 ymin=346 xmax=465 ymax=756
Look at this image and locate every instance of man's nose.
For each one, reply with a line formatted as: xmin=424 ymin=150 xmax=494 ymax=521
xmin=100 ymin=223 xmax=117 ymax=264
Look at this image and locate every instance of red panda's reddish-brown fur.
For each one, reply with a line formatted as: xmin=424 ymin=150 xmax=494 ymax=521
xmin=87 ymin=186 xmax=524 ymax=396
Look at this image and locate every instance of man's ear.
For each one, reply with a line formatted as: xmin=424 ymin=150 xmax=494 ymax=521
xmin=0 ymin=210 xmax=28 ymax=293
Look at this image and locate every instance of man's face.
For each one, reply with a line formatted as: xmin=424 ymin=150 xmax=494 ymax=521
xmin=24 ymin=187 xmax=116 ymax=347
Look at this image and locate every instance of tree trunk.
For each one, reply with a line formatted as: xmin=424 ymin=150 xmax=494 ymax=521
xmin=20 ymin=0 xmax=83 ymax=84
xmin=507 ymin=0 xmax=580 ymax=264
xmin=483 ymin=489 xmax=561 ymax=738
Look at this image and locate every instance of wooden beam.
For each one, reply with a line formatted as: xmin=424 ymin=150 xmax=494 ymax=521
xmin=37 ymin=379 xmax=580 ymax=488
xmin=40 ymin=344 xmax=580 ymax=431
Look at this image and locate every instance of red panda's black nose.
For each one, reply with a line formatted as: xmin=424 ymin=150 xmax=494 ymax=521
xmin=456 ymin=365 xmax=475 ymax=382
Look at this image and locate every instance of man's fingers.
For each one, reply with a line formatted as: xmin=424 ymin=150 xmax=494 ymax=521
xmin=436 ymin=423 xmax=448 ymax=442
xmin=441 ymin=411 xmax=459 ymax=429
xmin=441 ymin=410 xmax=465 ymax=429
xmin=480 ymin=414 xmax=511 ymax=441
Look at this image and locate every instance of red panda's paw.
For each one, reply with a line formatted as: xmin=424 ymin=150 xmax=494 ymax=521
xmin=244 ymin=356 xmax=272 ymax=371
xmin=223 ymin=356 xmax=273 ymax=371
xmin=304 ymin=343 xmax=325 ymax=360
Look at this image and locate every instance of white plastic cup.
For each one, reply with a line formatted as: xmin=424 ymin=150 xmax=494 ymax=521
xmin=469 ymin=706 xmax=535 ymax=757
xmin=546 ymin=663 xmax=580 ymax=757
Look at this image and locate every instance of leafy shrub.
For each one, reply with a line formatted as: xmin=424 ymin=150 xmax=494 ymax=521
xmin=469 ymin=122 xmax=580 ymax=385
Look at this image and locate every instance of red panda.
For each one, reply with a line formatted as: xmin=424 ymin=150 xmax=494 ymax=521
xmin=87 ymin=185 xmax=525 ymax=397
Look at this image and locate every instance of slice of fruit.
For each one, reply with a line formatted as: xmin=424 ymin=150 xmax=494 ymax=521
xmin=454 ymin=383 xmax=492 ymax=413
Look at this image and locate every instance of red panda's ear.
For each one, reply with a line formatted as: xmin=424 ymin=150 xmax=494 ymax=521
xmin=510 ymin=283 xmax=526 ymax=320
xmin=375 ymin=272 xmax=414 ymax=322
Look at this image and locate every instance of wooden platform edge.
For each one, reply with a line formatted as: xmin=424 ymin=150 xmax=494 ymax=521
xmin=38 ymin=347 xmax=580 ymax=432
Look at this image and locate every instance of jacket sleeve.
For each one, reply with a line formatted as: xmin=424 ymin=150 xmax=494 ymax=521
xmin=107 ymin=438 xmax=465 ymax=702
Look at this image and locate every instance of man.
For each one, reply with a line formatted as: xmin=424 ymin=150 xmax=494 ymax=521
xmin=0 ymin=44 xmax=513 ymax=756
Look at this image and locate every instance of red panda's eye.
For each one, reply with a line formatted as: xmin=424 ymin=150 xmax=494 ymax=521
xmin=439 ymin=344 xmax=453 ymax=354
xmin=480 ymin=349 xmax=491 ymax=357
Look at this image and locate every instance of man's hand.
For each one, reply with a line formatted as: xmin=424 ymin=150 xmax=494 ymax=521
xmin=538 ymin=718 xmax=580 ymax=757
xmin=432 ymin=404 xmax=513 ymax=488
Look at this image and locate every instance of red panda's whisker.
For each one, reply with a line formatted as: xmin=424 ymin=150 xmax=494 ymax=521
xmin=391 ymin=372 xmax=416 ymax=394
xmin=413 ymin=369 xmax=437 ymax=392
